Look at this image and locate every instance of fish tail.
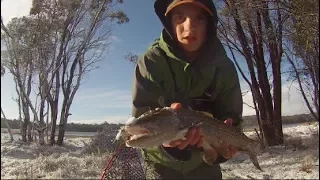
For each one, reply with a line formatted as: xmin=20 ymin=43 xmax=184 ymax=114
xmin=245 ymin=141 xmax=263 ymax=171
xmin=248 ymin=149 xmax=263 ymax=171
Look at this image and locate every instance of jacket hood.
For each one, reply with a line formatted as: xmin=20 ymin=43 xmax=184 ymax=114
xmin=154 ymin=0 xmax=218 ymax=40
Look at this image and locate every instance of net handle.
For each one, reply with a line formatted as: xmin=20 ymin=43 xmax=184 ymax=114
xmin=100 ymin=143 xmax=126 ymax=180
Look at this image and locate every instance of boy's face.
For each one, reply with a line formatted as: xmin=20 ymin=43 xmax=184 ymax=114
xmin=170 ymin=3 xmax=208 ymax=53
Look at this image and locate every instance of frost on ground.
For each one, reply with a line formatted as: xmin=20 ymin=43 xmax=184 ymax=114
xmin=1 ymin=136 xmax=111 ymax=179
xmin=1 ymin=123 xmax=319 ymax=179
xmin=221 ymin=122 xmax=319 ymax=179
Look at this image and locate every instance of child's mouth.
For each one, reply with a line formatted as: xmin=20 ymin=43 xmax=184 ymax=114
xmin=184 ymin=36 xmax=197 ymax=41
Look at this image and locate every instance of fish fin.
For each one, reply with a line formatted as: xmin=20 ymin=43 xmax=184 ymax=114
xmin=163 ymin=128 xmax=188 ymax=145
xmin=194 ymin=121 xmax=204 ymax=127
xmin=248 ymin=149 xmax=263 ymax=171
xmin=177 ymin=128 xmax=189 ymax=140
xmin=243 ymin=141 xmax=263 ymax=171
xmin=198 ymin=111 xmax=214 ymax=118
xmin=115 ymin=127 xmax=124 ymax=141
xmin=202 ymin=148 xmax=218 ymax=165
xmin=164 ymin=128 xmax=188 ymax=142
xmin=201 ymin=141 xmax=217 ymax=165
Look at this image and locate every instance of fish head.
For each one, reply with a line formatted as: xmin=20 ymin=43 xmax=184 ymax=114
xmin=123 ymin=107 xmax=181 ymax=148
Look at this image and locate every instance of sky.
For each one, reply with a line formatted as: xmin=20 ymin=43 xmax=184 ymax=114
xmin=1 ymin=0 xmax=311 ymax=124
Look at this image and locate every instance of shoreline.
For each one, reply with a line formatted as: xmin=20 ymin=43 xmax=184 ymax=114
xmin=2 ymin=121 xmax=317 ymax=137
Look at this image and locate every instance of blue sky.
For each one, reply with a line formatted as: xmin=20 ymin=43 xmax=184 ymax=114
xmin=1 ymin=0 xmax=310 ymax=124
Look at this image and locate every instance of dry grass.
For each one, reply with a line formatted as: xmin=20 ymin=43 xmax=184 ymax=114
xmin=1 ymin=123 xmax=319 ymax=179
xmin=1 ymin=134 xmax=112 ymax=179
xmin=300 ymin=155 xmax=316 ymax=173
xmin=221 ymin=123 xmax=319 ymax=179
xmin=4 ymin=153 xmax=109 ymax=179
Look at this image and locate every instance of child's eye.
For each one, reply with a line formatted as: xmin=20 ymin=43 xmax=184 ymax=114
xmin=173 ymin=14 xmax=185 ymax=23
xmin=197 ymin=16 xmax=206 ymax=23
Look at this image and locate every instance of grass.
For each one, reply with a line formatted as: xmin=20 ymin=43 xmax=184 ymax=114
xmin=1 ymin=135 xmax=111 ymax=179
xmin=1 ymin=122 xmax=319 ymax=179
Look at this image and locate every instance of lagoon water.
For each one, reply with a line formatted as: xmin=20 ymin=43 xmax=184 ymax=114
xmin=1 ymin=122 xmax=313 ymax=138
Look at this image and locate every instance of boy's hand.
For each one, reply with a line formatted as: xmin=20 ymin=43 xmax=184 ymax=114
xmin=162 ymin=103 xmax=204 ymax=150
xmin=162 ymin=104 xmax=238 ymax=159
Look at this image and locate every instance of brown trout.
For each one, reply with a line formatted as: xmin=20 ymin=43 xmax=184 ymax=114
xmin=116 ymin=106 xmax=263 ymax=171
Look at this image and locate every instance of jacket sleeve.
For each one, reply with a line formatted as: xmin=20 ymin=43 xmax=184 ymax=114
xmin=131 ymin=51 xmax=167 ymax=118
xmin=210 ymin=60 xmax=244 ymax=130
xmin=131 ymin=51 xmax=194 ymax=162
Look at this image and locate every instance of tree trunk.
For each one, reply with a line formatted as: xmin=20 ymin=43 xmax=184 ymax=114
xmin=27 ymin=123 xmax=32 ymax=142
xmin=49 ymin=105 xmax=57 ymax=145
xmin=1 ymin=107 xmax=14 ymax=142
xmin=21 ymin=100 xmax=32 ymax=142
xmin=38 ymin=130 xmax=45 ymax=145
xmin=57 ymin=104 xmax=69 ymax=145
xmin=46 ymin=101 xmax=49 ymax=142
xmin=260 ymin=0 xmax=283 ymax=145
xmin=57 ymin=122 xmax=66 ymax=146
xmin=14 ymin=79 xmax=26 ymax=142
xmin=37 ymin=100 xmax=46 ymax=145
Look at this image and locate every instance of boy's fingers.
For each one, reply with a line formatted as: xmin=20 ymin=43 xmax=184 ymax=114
xmin=177 ymin=140 xmax=189 ymax=150
xmin=196 ymin=135 xmax=204 ymax=148
xmin=214 ymin=141 xmax=233 ymax=159
xmin=177 ymin=128 xmax=195 ymax=150
xmin=162 ymin=139 xmax=182 ymax=147
xmin=229 ymin=146 xmax=238 ymax=156
xmin=216 ymin=146 xmax=232 ymax=159
xmin=190 ymin=127 xmax=202 ymax=145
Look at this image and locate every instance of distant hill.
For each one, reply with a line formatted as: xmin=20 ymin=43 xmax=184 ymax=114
xmin=1 ymin=113 xmax=317 ymax=132
xmin=0 ymin=118 xmax=123 ymax=132
xmin=241 ymin=113 xmax=317 ymax=128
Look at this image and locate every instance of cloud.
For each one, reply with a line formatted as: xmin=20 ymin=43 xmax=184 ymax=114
xmin=241 ymin=81 xmax=310 ymax=116
xmin=242 ymin=91 xmax=256 ymax=116
xmin=110 ymin=36 xmax=122 ymax=44
xmin=68 ymin=115 xmax=130 ymax=124
xmin=107 ymin=36 xmax=122 ymax=51
xmin=1 ymin=0 xmax=32 ymax=25
xmin=74 ymin=88 xmax=132 ymax=109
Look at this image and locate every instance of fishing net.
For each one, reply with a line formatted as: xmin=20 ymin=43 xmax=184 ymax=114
xmin=86 ymin=123 xmax=158 ymax=179
xmin=87 ymin=124 xmax=146 ymax=180
xmin=100 ymin=144 xmax=156 ymax=180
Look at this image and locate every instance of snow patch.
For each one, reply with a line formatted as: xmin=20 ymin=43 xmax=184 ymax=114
xmin=1 ymin=122 xmax=319 ymax=179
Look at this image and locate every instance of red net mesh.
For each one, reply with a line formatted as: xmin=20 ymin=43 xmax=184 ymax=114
xmin=87 ymin=124 xmax=156 ymax=179
xmin=101 ymin=146 xmax=147 ymax=180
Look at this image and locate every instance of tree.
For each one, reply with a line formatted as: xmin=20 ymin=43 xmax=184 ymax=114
xmin=124 ymin=52 xmax=139 ymax=64
xmin=1 ymin=17 xmax=36 ymax=143
xmin=282 ymin=0 xmax=319 ymax=121
xmin=1 ymin=107 xmax=14 ymax=142
xmin=217 ymin=0 xmax=287 ymax=146
xmin=1 ymin=1 xmax=18 ymax=143
xmin=29 ymin=0 xmax=129 ymax=145
xmin=2 ymin=0 xmax=129 ymax=146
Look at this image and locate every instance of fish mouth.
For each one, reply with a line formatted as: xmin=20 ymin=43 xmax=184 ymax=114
xmin=124 ymin=126 xmax=155 ymax=142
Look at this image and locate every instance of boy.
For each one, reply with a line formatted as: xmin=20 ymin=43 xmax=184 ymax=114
xmin=131 ymin=0 xmax=243 ymax=179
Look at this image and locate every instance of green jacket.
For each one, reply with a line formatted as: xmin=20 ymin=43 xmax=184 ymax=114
xmin=131 ymin=0 xmax=243 ymax=174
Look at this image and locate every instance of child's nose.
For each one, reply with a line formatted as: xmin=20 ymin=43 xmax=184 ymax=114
xmin=184 ymin=17 xmax=196 ymax=32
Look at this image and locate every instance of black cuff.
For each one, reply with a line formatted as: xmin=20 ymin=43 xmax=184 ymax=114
xmin=159 ymin=145 xmax=192 ymax=162
xmin=214 ymin=154 xmax=230 ymax=164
